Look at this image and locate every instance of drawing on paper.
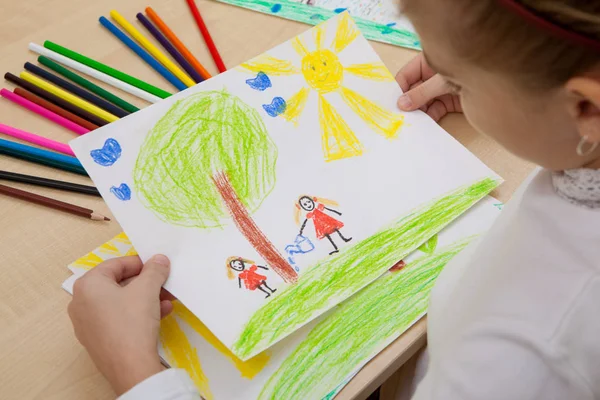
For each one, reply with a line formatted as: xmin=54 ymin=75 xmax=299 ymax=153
xmin=240 ymin=12 xmax=404 ymax=162
xmin=285 ymin=234 xmax=316 ymax=271
xmin=90 ymin=138 xmax=122 ymax=166
xmin=232 ymin=177 xmax=498 ymax=359
xmin=133 ymin=90 xmax=298 ymax=284
xmin=246 ymin=72 xmax=273 ymax=91
xmin=295 ymin=196 xmax=351 ymax=255
xmin=214 ymin=0 xmax=421 ymax=49
xmin=259 ymin=238 xmax=473 ymax=399
xmin=110 ymin=183 xmax=132 ymax=201
xmin=227 ymin=257 xmax=278 ymax=298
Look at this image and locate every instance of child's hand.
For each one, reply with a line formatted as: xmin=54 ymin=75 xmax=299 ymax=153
xmin=68 ymin=255 xmax=173 ymax=395
xmin=396 ymin=53 xmax=462 ymax=122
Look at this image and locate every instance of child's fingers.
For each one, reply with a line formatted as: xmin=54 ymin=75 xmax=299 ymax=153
xmin=398 ymin=74 xmax=449 ymax=111
xmin=93 ymin=256 xmax=144 ymax=283
xmin=395 ymin=53 xmax=437 ymax=92
xmin=426 ymin=100 xmax=450 ymax=122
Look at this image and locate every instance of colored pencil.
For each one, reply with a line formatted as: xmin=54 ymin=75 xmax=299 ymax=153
xmin=0 ymin=138 xmax=87 ymax=175
xmin=14 ymin=88 xmax=99 ymax=131
xmin=24 ymin=62 xmax=129 ymax=118
xmin=20 ymin=72 xmax=119 ymax=123
xmin=38 ymin=56 xmax=139 ymax=113
xmin=137 ymin=12 xmax=203 ymax=84
xmin=0 ymin=123 xmax=74 ymax=156
xmin=99 ymin=16 xmax=187 ymax=91
xmin=30 ymin=43 xmax=163 ymax=103
xmin=0 ymin=183 xmax=109 ymax=221
xmin=146 ymin=7 xmax=212 ymax=80
xmin=42 ymin=41 xmax=171 ymax=99
xmin=5 ymin=73 xmax=108 ymax=127
xmin=109 ymin=10 xmax=195 ymax=87
xmin=185 ymin=0 xmax=226 ymax=73
xmin=0 ymin=89 xmax=89 ymax=135
xmin=0 ymin=170 xmax=100 ymax=196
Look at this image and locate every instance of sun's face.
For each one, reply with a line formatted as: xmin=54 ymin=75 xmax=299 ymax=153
xmin=301 ymin=50 xmax=343 ymax=94
xmin=240 ymin=13 xmax=405 ymax=162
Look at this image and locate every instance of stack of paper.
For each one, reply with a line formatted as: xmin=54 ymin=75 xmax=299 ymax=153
xmin=63 ymin=13 xmax=503 ymax=399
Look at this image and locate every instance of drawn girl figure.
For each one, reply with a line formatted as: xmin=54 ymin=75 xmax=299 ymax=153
xmin=226 ymin=257 xmax=277 ymax=298
xmin=295 ymin=196 xmax=352 ymax=255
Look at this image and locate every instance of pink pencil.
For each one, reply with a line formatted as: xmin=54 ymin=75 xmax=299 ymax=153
xmin=0 ymin=89 xmax=89 ymax=135
xmin=0 ymin=123 xmax=74 ymax=156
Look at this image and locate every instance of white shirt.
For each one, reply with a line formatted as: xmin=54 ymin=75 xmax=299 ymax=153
xmin=120 ymin=169 xmax=600 ymax=400
xmin=410 ymin=168 xmax=600 ymax=400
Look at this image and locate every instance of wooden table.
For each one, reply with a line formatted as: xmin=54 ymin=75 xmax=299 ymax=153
xmin=0 ymin=1 xmax=534 ymax=398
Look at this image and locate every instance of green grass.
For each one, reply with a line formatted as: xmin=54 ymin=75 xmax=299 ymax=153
xmin=215 ymin=0 xmax=421 ymax=49
xmin=232 ymin=178 xmax=498 ymax=359
xmin=260 ymin=238 xmax=473 ymax=399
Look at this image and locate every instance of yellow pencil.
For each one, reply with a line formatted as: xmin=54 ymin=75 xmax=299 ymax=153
xmin=110 ymin=10 xmax=195 ymax=88
xmin=20 ymin=72 xmax=119 ymax=123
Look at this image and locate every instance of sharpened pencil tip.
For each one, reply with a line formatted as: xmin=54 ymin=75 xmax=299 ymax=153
xmin=104 ymin=216 xmax=111 ymax=221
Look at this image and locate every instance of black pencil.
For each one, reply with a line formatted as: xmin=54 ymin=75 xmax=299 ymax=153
xmin=23 ymin=62 xmax=130 ymax=118
xmin=0 ymin=170 xmax=100 ymax=196
xmin=4 ymin=72 xmax=108 ymax=127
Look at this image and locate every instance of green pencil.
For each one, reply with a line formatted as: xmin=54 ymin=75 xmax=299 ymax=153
xmin=38 ymin=56 xmax=140 ymax=113
xmin=43 ymin=41 xmax=171 ymax=99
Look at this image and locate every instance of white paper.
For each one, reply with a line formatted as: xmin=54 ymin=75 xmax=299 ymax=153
xmin=70 ymin=13 xmax=498 ymax=359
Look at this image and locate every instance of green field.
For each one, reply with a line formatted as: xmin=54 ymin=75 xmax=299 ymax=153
xmin=260 ymin=238 xmax=473 ymax=399
xmin=232 ymin=178 xmax=498 ymax=359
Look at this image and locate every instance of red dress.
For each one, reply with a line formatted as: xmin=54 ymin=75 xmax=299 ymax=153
xmin=307 ymin=204 xmax=344 ymax=239
xmin=239 ymin=265 xmax=266 ymax=290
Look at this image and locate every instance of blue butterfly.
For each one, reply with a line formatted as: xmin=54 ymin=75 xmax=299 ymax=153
xmin=263 ymin=97 xmax=287 ymax=117
xmin=246 ymin=72 xmax=272 ymax=91
xmin=90 ymin=138 xmax=122 ymax=166
xmin=110 ymin=183 xmax=131 ymax=201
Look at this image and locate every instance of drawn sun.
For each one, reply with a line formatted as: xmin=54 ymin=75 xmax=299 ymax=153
xmin=240 ymin=13 xmax=404 ymax=162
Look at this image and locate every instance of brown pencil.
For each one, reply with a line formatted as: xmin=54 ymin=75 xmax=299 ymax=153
xmin=0 ymin=183 xmax=110 ymax=221
xmin=14 ymin=88 xmax=99 ymax=131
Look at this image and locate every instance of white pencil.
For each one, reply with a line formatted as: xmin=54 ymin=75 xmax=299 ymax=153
xmin=28 ymin=43 xmax=162 ymax=104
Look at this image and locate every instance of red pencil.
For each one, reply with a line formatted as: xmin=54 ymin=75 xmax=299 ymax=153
xmin=185 ymin=0 xmax=227 ymax=73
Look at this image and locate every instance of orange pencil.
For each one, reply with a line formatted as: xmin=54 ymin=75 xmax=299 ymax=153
xmin=146 ymin=7 xmax=212 ymax=80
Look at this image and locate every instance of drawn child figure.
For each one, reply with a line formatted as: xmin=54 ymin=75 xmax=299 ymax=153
xmin=226 ymin=257 xmax=277 ymax=298
xmin=295 ymin=196 xmax=352 ymax=255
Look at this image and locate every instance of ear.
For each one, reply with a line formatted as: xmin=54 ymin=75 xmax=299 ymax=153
xmin=565 ymin=75 xmax=600 ymax=145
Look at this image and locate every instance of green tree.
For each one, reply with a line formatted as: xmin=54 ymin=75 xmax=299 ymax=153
xmin=134 ymin=90 xmax=298 ymax=283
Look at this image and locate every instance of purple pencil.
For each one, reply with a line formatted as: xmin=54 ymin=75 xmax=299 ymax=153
xmin=136 ymin=12 xmax=204 ymax=84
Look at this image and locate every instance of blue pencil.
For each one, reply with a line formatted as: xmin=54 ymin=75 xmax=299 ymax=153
xmin=99 ymin=16 xmax=187 ymax=91
xmin=0 ymin=138 xmax=87 ymax=175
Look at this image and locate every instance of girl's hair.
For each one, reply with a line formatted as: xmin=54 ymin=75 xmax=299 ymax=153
xmin=294 ymin=196 xmax=340 ymax=225
xmin=225 ymin=256 xmax=255 ymax=280
xmin=410 ymin=0 xmax=600 ymax=89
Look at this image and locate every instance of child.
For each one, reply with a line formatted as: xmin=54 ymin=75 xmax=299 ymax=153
xmin=226 ymin=257 xmax=277 ymax=298
xmin=295 ymin=195 xmax=352 ymax=255
xmin=67 ymin=1 xmax=600 ymax=399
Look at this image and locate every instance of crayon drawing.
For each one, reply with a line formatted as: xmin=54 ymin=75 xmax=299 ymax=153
xmin=241 ymin=12 xmax=404 ymax=161
xmin=63 ymin=197 xmax=502 ymax=399
xmin=71 ymin=13 xmax=499 ymax=361
xmin=134 ymin=90 xmax=298 ymax=284
xmin=213 ymin=0 xmax=421 ymax=49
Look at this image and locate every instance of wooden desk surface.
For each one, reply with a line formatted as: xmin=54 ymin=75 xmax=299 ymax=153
xmin=0 ymin=1 xmax=534 ymax=398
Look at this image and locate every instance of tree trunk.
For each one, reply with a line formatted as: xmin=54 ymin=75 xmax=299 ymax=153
xmin=212 ymin=171 xmax=298 ymax=284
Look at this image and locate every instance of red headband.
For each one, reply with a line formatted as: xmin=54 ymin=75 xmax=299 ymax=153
xmin=497 ymin=0 xmax=600 ymax=52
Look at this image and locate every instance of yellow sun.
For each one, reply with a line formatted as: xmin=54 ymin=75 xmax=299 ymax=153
xmin=240 ymin=13 xmax=404 ymax=162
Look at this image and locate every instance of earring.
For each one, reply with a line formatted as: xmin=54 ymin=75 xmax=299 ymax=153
xmin=577 ymin=136 xmax=599 ymax=157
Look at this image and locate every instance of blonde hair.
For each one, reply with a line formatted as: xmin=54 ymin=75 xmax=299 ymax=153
xmin=405 ymin=0 xmax=600 ymax=89
xmin=294 ymin=196 xmax=340 ymax=225
xmin=225 ymin=256 xmax=256 ymax=280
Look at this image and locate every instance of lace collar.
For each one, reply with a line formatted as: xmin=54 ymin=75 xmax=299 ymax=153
xmin=552 ymin=169 xmax=600 ymax=209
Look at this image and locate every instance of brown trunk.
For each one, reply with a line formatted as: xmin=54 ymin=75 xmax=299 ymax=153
xmin=212 ymin=171 xmax=298 ymax=284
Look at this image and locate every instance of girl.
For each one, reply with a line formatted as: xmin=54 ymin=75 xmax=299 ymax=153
xmin=226 ymin=257 xmax=277 ymax=298
xmin=295 ymin=195 xmax=352 ymax=255
xmin=67 ymin=1 xmax=600 ymax=399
